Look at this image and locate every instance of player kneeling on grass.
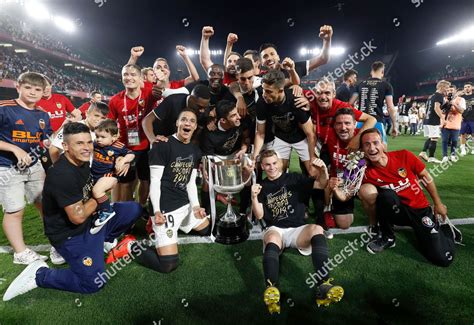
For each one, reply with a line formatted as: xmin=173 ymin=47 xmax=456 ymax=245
xmin=353 ymin=128 xmax=461 ymax=266
xmin=251 ymin=150 xmax=343 ymax=314
xmin=129 ymin=109 xmax=211 ymax=273
xmin=3 ymin=123 xmax=143 ymax=301
xmin=90 ymin=119 xmax=135 ymax=233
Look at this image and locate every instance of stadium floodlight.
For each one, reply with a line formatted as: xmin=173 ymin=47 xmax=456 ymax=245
xmin=436 ymin=25 xmax=474 ymax=46
xmin=25 ymin=0 xmax=50 ymax=21
xmin=331 ymin=46 xmax=346 ymax=55
xmin=53 ymin=16 xmax=76 ymax=33
xmin=14 ymin=49 xmax=28 ymax=53
xmin=0 ymin=43 xmax=13 ymax=47
xmin=64 ymin=63 xmax=73 ymax=67
xmin=300 ymin=46 xmax=345 ymax=56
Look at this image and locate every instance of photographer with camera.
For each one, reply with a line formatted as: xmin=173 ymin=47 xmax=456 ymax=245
xmin=441 ymin=85 xmax=466 ymax=162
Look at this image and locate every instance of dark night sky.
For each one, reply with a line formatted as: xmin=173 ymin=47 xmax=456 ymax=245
xmin=17 ymin=0 xmax=474 ymax=94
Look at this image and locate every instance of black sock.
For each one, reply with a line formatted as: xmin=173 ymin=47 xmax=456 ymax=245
xmin=422 ymin=139 xmax=430 ymax=152
xmin=263 ymin=243 xmax=280 ymax=287
xmin=133 ymin=243 xmax=179 ymax=273
xmin=404 ymin=126 xmax=408 ymax=134
xmin=191 ymin=223 xmax=211 ymax=236
xmin=201 ymin=188 xmax=211 ymax=214
xmin=429 ymin=140 xmax=437 ymax=157
xmin=311 ymin=234 xmax=329 ymax=285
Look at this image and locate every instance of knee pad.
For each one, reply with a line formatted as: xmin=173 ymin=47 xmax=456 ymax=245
xmin=158 ymin=254 xmax=179 ymax=273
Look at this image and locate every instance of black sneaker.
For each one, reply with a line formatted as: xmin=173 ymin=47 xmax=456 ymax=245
xmin=366 ymin=237 xmax=396 ymax=254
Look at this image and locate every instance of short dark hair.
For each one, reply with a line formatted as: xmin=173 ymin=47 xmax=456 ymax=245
xmin=88 ymin=101 xmax=109 ymax=116
xmin=178 ymin=108 xmax=197 ymax=120
xmin=262 ymin=69 xmax=285 ymax=89
xmin=343 ymin=69 xmax=358 ymax=81
xmin=371 ymin=61 xmax=385 ymax=72
xmin=243 ymin=50 xmax=260 ymax=63
xmin=191 ymin=84 xmax=211 ymax=100
xmin=216 ymin=100 xmax=236 ymax=120
xmin=334 ymin=107 xmax=356 ymax=121
xmin=259 ymin=43 xmax=277 ymax=54
xmin=235 ymin=58 xmax=254 ymax=75
xmin=359 ymin=128 xmax=382 ymax=148
xmin=63 ymin=122 xmax=90 ymax=142
xmin=95 ymin=119 xmax=119 ymax=136
xmin=90 ymin=90 xmax=101 ymax=97
xmin=464 ymin=82 xmax=473 ymax=87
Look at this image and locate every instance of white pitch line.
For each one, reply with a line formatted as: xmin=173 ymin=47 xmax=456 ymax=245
xmin=1 ymin=218 xmax=472 ymax=254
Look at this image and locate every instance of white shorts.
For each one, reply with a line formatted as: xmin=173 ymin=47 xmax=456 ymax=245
xmin=268 ymin=137 xmax=310 ymax=161
xmin=151 ymin=204 xmax=207 ymax=248
xmin=0 ymin=162 xmax=45 ymax=213
xmin=424 ymin=125 xmax=441 ymax=138
xmin=398 ymin=115 xmax=409 ymax=124
xmin=263 ymin=225 xmax=311 ymax=256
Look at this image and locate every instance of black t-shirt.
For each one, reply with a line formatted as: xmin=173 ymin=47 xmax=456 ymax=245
xmin=185 ymin=80 xmax=233 ymax=110
xmin=237 ymin=86 xmax=274 ymax=144
xmin=152 ymin=94 xmax=188 ymax=136
xmin=42 ymin=155 xmax=94 ymax=246
xmin=355 ymin=77 xmax=394 ymax=122
xmin=280 ymin=60 xmax=308 ymax=79
xmin=256 ymin=89 xmax=310 ymax=144
xmin=200 ymin=124 xmax=243 ymax=156
xmin=424 ymin=92 xmax=445 ymax=125
xmin=399 ymin=103 xmax=410 ymax=116
xmin=336 ymin=83 xmax=353 ymax=102
xmin=149 ymin=135 xmax=202 ymax=212
xmin=462 ymin=93 xmax=474 ymax=121
xmin=258 ymin=173 xmax=314 ymax=228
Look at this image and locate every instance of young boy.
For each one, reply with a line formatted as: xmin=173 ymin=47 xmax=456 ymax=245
xmin=0 ymin=72 xmax=52 ymax=264
xmin=90 ymin=119 xmax=135 ymax=234
xmin=409 ymin=109 xmax=418 ymax=135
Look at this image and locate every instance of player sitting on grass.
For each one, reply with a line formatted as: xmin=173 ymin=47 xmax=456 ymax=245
xmin=251 ymin=150 xmax=344 ymax=314
xmin=90 ymin=119 xmax=135 ymax=234
xmin=344 ymin=128 xmax=462 ymax=266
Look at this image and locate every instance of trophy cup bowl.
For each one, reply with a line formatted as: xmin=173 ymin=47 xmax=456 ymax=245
xmin=211 ymin=156 xmax=251 ymax=245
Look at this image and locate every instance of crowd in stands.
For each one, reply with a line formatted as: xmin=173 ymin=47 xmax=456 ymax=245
xmin=0 ymin=47 xmax=120 ymax=95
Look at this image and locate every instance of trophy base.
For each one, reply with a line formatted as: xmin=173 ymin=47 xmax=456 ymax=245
xmin=215 ymin=213 xmax=249 ymax=245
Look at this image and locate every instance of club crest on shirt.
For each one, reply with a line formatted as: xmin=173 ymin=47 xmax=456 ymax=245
xmin=422 ymin=216 xmax=434 ymax=228
xmin=107 ymin=150 xmax=114 ymax=157
xmin=39 ymin=119 xmax=46 ymax=130
xmin=398 ymin=168 xmax=407 ymax=178
xmin=166 ymin=229 xmax=173 ymax=238
xmin=82 ymin=256 xmax=93 ymax=267
xmin=56 ymin=102 xmax=62 ymax=109
xmin=138 ymin=99 xmax=145 ymax=107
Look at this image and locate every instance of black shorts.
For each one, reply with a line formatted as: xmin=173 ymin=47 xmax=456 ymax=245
xmin=118 ymin=149 xmax=150 ymax=183
xmin=332 ymin=196 xmax=354 ymax=215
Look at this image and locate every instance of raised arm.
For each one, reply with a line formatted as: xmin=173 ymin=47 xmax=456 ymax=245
xmin=200 ymin=26 xmax=215 ymax=71
xmin=127 ymin=46 xmax=145 ymax=65
xmin=176 ymin=45 xmax=200 ymax=85
xmin=307 ymin=25 xmax=333 ymax=72
xmin=224 ymin=33 xmax=238 ymax=65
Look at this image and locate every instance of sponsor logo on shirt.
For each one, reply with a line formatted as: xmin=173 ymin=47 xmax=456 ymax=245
xmin=380 ymin=178 xmax=411 ymax=193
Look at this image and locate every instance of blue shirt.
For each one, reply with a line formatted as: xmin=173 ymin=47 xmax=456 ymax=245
xmin=91 ymin=141 xmax=132 ymax=181
xmin=0 ymin=100 xmax=52 ymax=168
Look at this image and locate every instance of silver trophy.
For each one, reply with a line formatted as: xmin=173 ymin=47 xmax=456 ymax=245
xmin=204 ymin=154 xmax=251 ymax=244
